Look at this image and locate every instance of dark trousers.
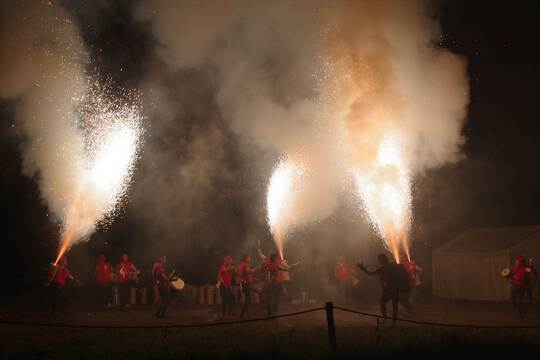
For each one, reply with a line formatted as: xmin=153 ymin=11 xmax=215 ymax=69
xmin=118 ymin=282 xmax=131 ymax=307
xmin=511 ymin=284 xmax=528 ymax=316
xmin=337 ymin=281 xmax=352 ymax=305
xmin=241 ymin=283 xmax=252 ymax=319
xmin=399 ymin=290 xmax=414 ymax=316
xmin=156 ymin=287 xmax=170 ymax=318
xmin=266 ymin=283 xmax=282 ymax=316
xmin=50 ymin=284 xmax=67 ymax=315
xmin=380 ymin=288 xmax=399 ymax=325
xmin=97 ymin=283 xmax=112 ymax=308
xmin=220 ymin=286 xmax=234 ymax=316
xmin=524 ymin=284 xmax=534 ymax=303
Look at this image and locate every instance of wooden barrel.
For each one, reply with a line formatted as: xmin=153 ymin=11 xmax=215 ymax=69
xmin=130 ymin=288 xmax=137 ymax=305
xmin=185 ymin=285 xmax=195 ymax=304
xmin=184 ymin=285 xmax=191 ymax=304
xmin=112 ymin=286 xmax=120 ymax=306
xmin=198 ymin=286 xmax=206 ymax=304
xmin=215 ymin=285 xmax=222 ymax=304
xmin=206 ymin=284 xmax=215 ymax=305
xmin=190 ymin=285 xmax=198 ymax=304
xmin=140 ymin=288 xmax=147 ymax=305
xmin=153 ymin=286 xmax=160 ymax=304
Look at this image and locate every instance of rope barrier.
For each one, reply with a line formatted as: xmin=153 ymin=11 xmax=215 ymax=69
xmin=0 ymin=307 xmax=325 ymax=329
xmin=1 ymin=304 xmax=539 ymax=330
xmin=334 ymin=306 xmax=540 ymax=329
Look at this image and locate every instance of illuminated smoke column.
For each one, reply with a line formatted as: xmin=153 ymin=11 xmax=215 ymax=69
xmin=266 ymin=158 xmax=307 ymax=259
xmin=318 ymin=1 xmax=469 ymax=261
xmin=0 ymin=1 xmax=143 ymax=265
xmin=353 ymin=135 xmax=412 ymax=262
xmin=54 ymin=92 xmax=143 ymax=264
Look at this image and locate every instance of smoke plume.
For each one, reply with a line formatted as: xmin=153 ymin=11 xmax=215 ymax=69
xmin=133 ymin=0 xmax=468 ymax=254
xmin=1 ymin=1 xmax=143 ymax=259
xmin=0 ymin=1 xmax=88 ymax=223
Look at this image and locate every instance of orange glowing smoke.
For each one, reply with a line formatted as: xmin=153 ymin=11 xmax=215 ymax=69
xmin=320 ymin=21 xmax=413 ymax=262
xmin=353 ymin=135 xmax=412 ymax=263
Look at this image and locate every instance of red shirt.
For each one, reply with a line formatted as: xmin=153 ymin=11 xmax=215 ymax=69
xmin=335 ymin=263 xmax=353 ymax=282
xmin=512 ymin=266 xmax=529 ymax=285
xmin=153 ymin=261 xmax=169 ymax=289
xmin=54 ymin=267 xmax=71 ymax=287
xmin=219 ymin=264 xmax=234 ymax=287
xmin=264 ymin=261 xmax=283 ymax=285
xmin=117 ymin=261 xmax=136 ymax=283
xmin=96 ymin=262 xmax=112 ymax=285
xmin=237 ymin=262 xmax=253 ymax=284
xmin=402 ymin=261 xmax=417 ymax=287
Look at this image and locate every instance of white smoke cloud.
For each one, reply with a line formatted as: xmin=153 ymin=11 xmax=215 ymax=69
xmin=134 ymin=0 xmax=469 ymax=245
xmin=1 ymin=1 xmax=143 ymax=257
xmin=0 ymin=0 xmax=88 ymax=221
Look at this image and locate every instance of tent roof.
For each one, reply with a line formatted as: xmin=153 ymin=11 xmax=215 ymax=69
xmin=435 ymin=226 xmax=540 ymax=254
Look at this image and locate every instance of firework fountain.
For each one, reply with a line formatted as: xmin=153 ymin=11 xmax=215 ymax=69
xmin=353 ymin=135 xmax=412 ymax=263
xmin=53 ymin=85 xmax=143 ymax=265
xmin=266 ymin=158 xmax=308 ymax=259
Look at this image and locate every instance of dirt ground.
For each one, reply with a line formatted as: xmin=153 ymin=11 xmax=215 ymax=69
xmin=1 ymin=295 xmax=539 ymax=359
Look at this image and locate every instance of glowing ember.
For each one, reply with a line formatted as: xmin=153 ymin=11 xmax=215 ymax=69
xmin=266 ymin=158 xmax=306 ymax=259
xmin=54 ymin=86 xmax=143 ymax=265
xmin=353 ymin=134 xmax=412 ymax=263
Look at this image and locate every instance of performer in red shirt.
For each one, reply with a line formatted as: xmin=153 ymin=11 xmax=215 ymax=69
xmin=263 ymin=253 xmax=286 ymax=316
xmin=334 ymin=256 xmax=357 ymax=305
xmin=509 ymin=255 xmax=531 ymax=317
xmin=153 ymin=255 xmax=174 ymax=318
xmin=116 ymin=254 xmax=138 ymax=308
xmin=217 ymin=255 xmax=235 ymax=317
xmin=95 ymin=254 xmax=113 ymax=309
xmin=237 ymin=255 xmax=261 ymax=319
xmin=50 ymin=257 xmax=75 ymax=316
xmin=398 ymin=255 xmax=419 ymax=317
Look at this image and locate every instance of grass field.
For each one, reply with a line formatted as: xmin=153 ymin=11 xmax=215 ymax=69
xmin=1 ymin=297 xmax=540 ymax=359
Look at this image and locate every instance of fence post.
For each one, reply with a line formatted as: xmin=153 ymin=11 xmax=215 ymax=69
xmin=324 ymin=302 xmax=338 ymax=350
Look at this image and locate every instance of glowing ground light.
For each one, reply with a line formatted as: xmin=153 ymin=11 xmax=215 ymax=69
xmin=354 ymin=135 xmax=412 ymax=263
xmin=266 ymin=158 xmax=306 ymax=259
xmin=54 ymin=90 xmax=143 ymax=265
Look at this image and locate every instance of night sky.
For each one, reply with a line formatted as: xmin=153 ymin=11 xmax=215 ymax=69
xmin=1 ymin=0 xmax=539 ymax=296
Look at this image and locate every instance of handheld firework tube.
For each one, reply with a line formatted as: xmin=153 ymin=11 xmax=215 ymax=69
xmin=42 ymin=263 xmax=59 ymax=287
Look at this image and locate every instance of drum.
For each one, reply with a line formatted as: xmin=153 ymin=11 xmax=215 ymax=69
xmin=351 ymin=276 xmax=360 ymax=287
xmin=501 ymin=268 xmax=511 ymax=277
xmin=170 ymin=278 xmax=185 ymax=291
xmin=128 ymin=271 xmax=139 ymax=283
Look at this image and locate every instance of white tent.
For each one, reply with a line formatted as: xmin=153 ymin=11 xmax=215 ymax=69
xmin=432 ymin=226 xmax=540 ymax=301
